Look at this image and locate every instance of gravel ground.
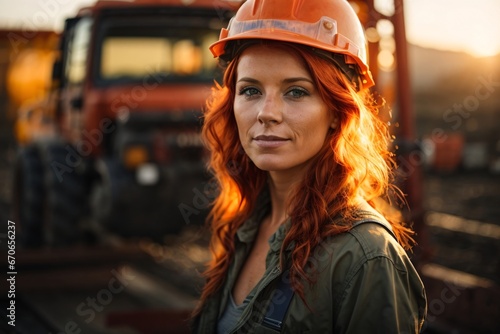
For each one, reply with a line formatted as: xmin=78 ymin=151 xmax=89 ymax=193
xmin=423 ymin=171 xmax=500 ymax=225
xmin=422 ymin=171 xmax=500 ymax=285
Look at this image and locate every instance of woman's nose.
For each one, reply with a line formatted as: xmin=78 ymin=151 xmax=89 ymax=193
xmin=257 ymin=94 xmax=283 ymax=125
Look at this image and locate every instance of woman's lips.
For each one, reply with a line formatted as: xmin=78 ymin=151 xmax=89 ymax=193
xmin=253 ymin=135 xmax=289 ymax=148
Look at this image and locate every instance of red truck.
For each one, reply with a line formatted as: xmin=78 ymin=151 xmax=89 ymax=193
xmin=13 ymin=0 xmax=240 ymax=247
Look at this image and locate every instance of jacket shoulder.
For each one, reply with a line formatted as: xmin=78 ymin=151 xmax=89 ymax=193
xmin=348 ymin=222 xmax=407 ymax=264
xmin=312 ymin=211 xmax=415 ymax=293
xmin=326 ymin=203 xmax=408 ymax=268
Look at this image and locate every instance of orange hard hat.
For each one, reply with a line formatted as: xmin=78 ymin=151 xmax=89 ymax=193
xmin=210 ymin=0 xmax=374 ymax=90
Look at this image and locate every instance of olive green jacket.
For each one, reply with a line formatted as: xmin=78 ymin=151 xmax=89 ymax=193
xmin=192 ymin=195 xmax=427 ymax=333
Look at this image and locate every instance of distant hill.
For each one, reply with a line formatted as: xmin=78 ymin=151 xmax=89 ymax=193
xmin=409 ymin=44 xmax=471 ymax=90
xmin=408 ymin=44 xmax=500 ymax=92
xmin=407 ymin=44 xmax=500 ymax=144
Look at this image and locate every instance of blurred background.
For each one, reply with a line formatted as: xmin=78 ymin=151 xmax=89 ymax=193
xmin=0 ymin=0 xmax=499 ymax=333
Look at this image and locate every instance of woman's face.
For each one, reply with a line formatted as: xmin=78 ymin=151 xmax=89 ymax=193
xmin=234 ymin=44 xmax=336 ymax=175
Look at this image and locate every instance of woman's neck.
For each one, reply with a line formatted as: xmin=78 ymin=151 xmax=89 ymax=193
xmin=266 ymin=168 xmax=305 ymax=228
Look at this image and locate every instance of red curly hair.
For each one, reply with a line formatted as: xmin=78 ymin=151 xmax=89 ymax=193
xmin=195 ymin=42 xmax=414 ymax=311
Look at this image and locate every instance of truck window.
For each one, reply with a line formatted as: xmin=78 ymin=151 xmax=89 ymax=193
xmin=65 ymin=17 xmax=93 ymax=85
xmin=95 ymin=16 xmax=221 ymax=85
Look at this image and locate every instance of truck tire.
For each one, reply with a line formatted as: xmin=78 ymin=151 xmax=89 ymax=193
xmin=12 ymin=145 xmax=45 ymax=248
xmin=42 ymin=142 xmax=89 ymax=247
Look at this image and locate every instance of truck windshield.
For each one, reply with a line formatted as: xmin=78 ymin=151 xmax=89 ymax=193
xmin=95 ymin=16 xmax=222 ymax=85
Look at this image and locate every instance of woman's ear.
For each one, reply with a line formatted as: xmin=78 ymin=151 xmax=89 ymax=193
xmin=330 ymin=115 xmax=339 ymax=129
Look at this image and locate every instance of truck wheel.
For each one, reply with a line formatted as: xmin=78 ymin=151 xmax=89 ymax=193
xmin=42 ymin=142 xmax=89 ymax=247
xmin=12 ymin=145 xmax=45 ymax=248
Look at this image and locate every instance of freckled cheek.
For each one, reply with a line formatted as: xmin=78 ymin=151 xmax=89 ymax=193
xmin=233 ymin=111 xmax=251 ymax=145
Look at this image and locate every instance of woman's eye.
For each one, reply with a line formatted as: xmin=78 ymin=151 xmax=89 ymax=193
xmin=239 ymin=87 xmax=261 ymax=97
xmin=286 ymin=88 xmax=309 ymax=99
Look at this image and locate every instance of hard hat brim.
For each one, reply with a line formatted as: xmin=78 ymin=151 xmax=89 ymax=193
xmin=210 ymin=29 xmax=374 ymax=89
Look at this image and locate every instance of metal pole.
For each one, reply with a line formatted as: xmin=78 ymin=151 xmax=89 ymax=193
xmin=391 ymin=0 xmax=427 ymax=260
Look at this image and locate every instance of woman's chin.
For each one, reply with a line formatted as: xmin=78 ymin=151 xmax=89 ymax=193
xmin=251 ymin=160 xmax=287 ymax=172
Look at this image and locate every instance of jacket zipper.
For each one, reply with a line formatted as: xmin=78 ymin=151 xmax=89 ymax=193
xmin=229 ymin=265 xmax=282 ymax=333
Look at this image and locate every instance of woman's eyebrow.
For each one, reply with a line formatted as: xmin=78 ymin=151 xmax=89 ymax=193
xmin=282 ymin=77 xmax=313 ymax=84
xmin=236 ymin=77 xmax=259 ymax=84
xmin=236 ymin=77 xmax=313 ymax=84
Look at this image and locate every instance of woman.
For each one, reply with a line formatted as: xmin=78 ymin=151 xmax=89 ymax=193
xmin=192 ymin=0 xmax=427 ymax=333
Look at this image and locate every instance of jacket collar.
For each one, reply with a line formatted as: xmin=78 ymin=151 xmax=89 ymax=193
xmin=268 ymin=218 xmax=293 ymax=253
xmin=235 ymin=187 xmax=294 ymax=254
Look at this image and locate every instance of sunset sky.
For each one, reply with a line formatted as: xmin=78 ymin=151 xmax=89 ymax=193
xmin=405 ymin=0 xmax=500 ymax=57
xmin=0 ymin=0 xmax=499 ymax=58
